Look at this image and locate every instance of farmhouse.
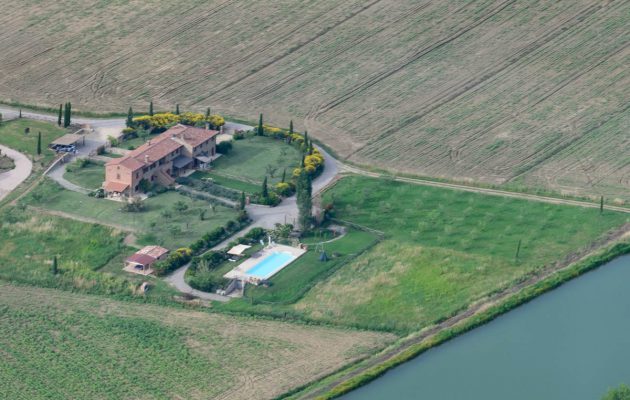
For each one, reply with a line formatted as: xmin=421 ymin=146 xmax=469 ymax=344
xmin=103 ymin=124 xmax=219 ymax=196
xmin=124 ymin=245 xmax=169 ymax=275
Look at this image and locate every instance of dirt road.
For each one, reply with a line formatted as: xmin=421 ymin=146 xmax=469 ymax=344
xmin=0 ymin=145 xmax=32 ymax=202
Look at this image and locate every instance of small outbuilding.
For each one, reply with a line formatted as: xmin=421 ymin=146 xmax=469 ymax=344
xmin=49 ymin=134 xmax=85 ymax=150
xmin=124 ymin=245 xmax=169 ymax=275
xmin=227 ymin=244 xmax=251 ymax=260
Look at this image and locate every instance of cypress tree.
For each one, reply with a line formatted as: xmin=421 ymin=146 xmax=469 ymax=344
xmin=149 ymin=101 xmax=154 ymax=116
xmin=515 ymin=239 xmax=522 ymax=261
xmin=281 ymin=168 xmax=286 ymax=183
xmin=289 ymin=120 xmax=294 ymax=135
xmin=51 ymin=256 xmax=58 ymax=275
xmin=258 ymin=113 xmax=264 ymax=136
xmin=261 ymin=176 xmax=268 ymax=198
xmin=63 ymin=103 xmax=72 ymax=127
xmin=240 ymin=191 xmax=246 ymax=210
xmin=126 ymin=106 xmax=133 ymax=127
xmin=296 ymin=170 xmax=312 ymax=231
xmin=57 ymin=104 xmax=63 ymax=126
xmin=301 ymin=155 xmax=305 ymax=168
xmin=206 ymin=107 xmax=211 ymax=118
xmin=600 ymin=196 xmax=604 ymax=214
xmin=18 ymin=109 xmax=22 ymax=118
xmin=175 ymin=104 xmax=180 ymax=115
xmin=37 ymin=131 xmax=41 ymax=155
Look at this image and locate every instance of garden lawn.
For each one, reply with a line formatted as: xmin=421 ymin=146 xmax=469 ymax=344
xmin=245 ymin=229 xmax=378 ymax=304
xmin=0 ymin=284 xmax=394 ymax=400
xmin=0 ymin=119 xmax=66 ymax=165
xmin=0 ymin=208 xmax=123 ymax=286
xmin=292 ymin=176 xmax=629 ymax=333
xmin=211 ymin=136 xmax=301 ymax=186
xmin=25 ymin=179 xmax=239 ymax=248
xmin=190 ymin=171 xmax=261 ymax=194
xmin=63 ymin=161 xmax=105 ymax=190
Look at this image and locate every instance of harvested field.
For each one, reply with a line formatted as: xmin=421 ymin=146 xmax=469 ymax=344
xmin=0 ymin=284 xmax=394 ymax=400
xmin=0 ymin=0 xmax=627 ymax=199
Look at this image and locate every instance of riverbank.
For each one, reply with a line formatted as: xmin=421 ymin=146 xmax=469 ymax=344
xmin=290 ymin=234 xmax=630 ymax=400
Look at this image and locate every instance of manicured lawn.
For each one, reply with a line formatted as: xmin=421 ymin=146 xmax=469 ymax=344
xmin=210 ymin=136 xmax=301 ymax=186
xmin=292 ymin=176 xmax=629 ymax=333
xmin=0 ymin=119 xmax=66 ymax=165
xmin=190 ymin=171 xmax=261 ymax=194
xmin=25 ymin=180 xmax=239 ymax=248
xmin=244 ymin=229 xmax=377 ymax=304
xmin=64 ymin=161 xmax=105 ymax=190
xmin=0 ymin=207 xmax=123 ymax=286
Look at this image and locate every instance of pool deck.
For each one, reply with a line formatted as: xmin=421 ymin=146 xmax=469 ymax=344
xmin=224 ymin=244 xmax=306 ymax=283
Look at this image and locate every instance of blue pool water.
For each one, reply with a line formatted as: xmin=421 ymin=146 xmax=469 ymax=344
xmin=246 ymin=252 xmax=295 ymax=278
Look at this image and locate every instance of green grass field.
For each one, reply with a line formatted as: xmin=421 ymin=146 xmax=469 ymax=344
xmin=216 ymin=136 xmax=300 ymax=182
xmin=0 ymin=284 xmax=394 ymax=400
xmin=292 ymin=176 xmax=629 ymax=332
xmin=25 ymin=180 xmax=238 ymax=248
xmin=190 ymin=171 xmax=261 ymax=194
xmin=63 ymin=161 xmax=105 ymax=190
xmin=0 ymin=208 xmax=123 ymax=286
xmin=0 ymin=119 xmax=66 ymax=165
xmin=245 ymin=229 xmax=378 ymax=304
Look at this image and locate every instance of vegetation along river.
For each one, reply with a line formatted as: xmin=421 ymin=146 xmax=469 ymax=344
xmin=342 ymin=255 xmax=630 ymax=400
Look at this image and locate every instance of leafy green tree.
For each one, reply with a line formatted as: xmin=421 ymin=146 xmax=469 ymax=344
xmin=126 ymin=107 xmax=133 ymax=127
xmin=173 ymin=200 xmax=188 ymax=213
xmin=602 ymin=384 xmax=630 ymax=400
xmin=149 ymin=101 xmax=154 ymax=116
xmin=36 ymin=132 xmax=41 ymax=155
xmin=261 ymin=176 xmax=268 ymax=198
xmin=258 ymin=113 xmax=264 ymax=136
xmin=57 ymin=104 xmax=62 ymax=126
xmin=296 ymin=169 xmax=312 ymax=231
xmin=51 ymin=255 xmax=58 ymax=275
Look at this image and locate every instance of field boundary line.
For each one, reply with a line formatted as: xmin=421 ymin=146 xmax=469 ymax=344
xmin=28 ymin=205 xmax=138 ymax=233
xmin=339 ymin=164 xmax=630 ymax=214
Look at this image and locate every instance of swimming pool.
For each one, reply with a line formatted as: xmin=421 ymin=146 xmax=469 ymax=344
xmin=245 ymin=251 xmax=296 ymax=279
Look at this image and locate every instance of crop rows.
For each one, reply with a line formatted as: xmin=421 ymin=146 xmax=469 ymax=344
xmin=0 ymin=0 xmax=627 ymax=199
xmin=0 ymin=284 xmax=393 ymax=399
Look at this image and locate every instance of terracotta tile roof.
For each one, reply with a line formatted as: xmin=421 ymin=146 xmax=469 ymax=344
xmin=105 ymin=124 xmax=217 ymax=172
xmin=137 ymin=245 xmax=169 ymax=259
xmin=169 ymin=124 xmax=219 ymax=147
xmin=103 ymin=181 xmax=130 ymax=192
xmin=126 ymin=253 xmax=156 ymax=266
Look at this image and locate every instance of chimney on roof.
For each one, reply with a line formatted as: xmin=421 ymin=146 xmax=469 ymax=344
xmin=145 ymin=155 xmax=149 ymax=163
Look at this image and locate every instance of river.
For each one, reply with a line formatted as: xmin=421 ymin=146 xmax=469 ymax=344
xmin=342 ymin=255 xmax=630 ymax=400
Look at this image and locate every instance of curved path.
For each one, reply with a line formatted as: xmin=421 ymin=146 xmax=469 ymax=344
xmin=0 ymin=145 xmax=32 ymax=202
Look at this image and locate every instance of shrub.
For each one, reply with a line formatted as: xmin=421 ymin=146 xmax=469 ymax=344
xmin=152 ymin=247 xmax=193 ymax=276
xmin=274 ymin=182 xmax=294 ymax=197
xmin=217 ymin=141 xmax=233 ymax=154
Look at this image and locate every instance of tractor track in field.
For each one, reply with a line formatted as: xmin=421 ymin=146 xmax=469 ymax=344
xmin=342 ymin=1 xmax=608 ymax=160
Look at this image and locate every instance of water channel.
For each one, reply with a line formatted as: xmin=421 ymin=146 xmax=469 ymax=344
xmin=342 ymin=255 xmax=630 ymax=400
